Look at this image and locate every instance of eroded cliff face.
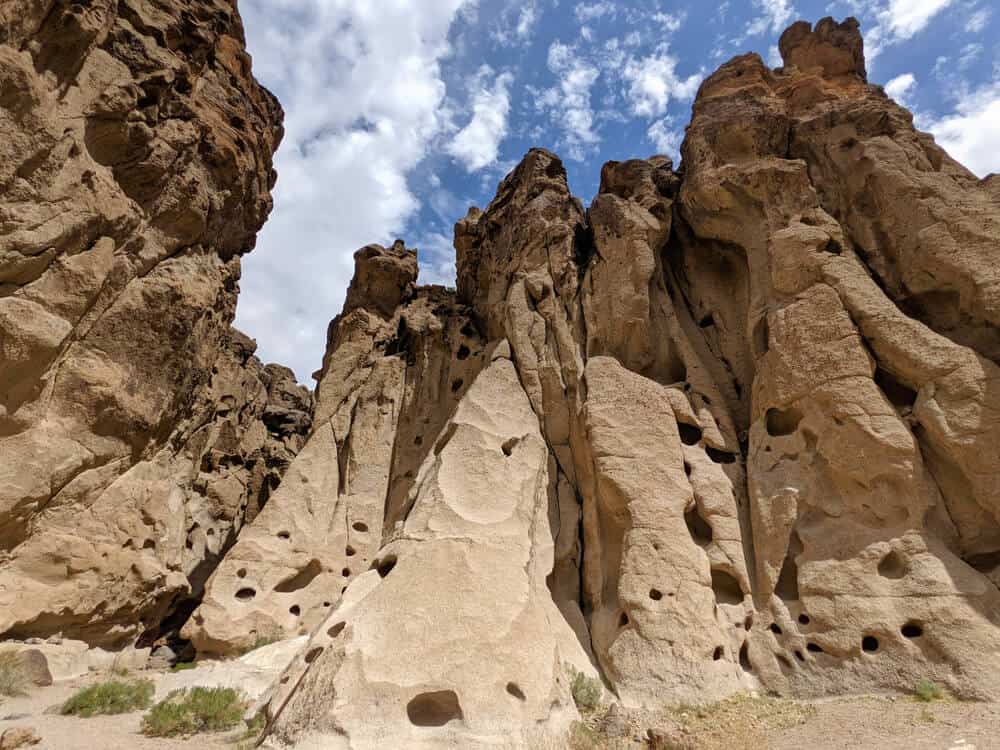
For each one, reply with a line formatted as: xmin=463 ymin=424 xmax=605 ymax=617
xmin=4 ymin=9 xmax=1000 ymax=750
xmin=0 ymin=0 xmax=310 ymax=648
xmin=173 ymin=17 xmax=1000 ymax=750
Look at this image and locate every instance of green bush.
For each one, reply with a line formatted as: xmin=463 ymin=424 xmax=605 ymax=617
xmin=61 ymin=680 xmax=155 ymax=717
xmin=141 ymin=686 xmax=247 ymax=737
xmin=567 ymin=665 xmax=602 ymax=712
xmin=0 ymin=650 xmax=28 ymax=698
xmin=169 ymin=661 xmax=197 ymax=672
xmin=913 ymin=679 xmax=944 ymax=702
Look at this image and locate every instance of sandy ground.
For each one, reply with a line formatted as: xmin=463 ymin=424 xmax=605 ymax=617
xmin=2 ymin=675 xmax=999 ymax=749
xmin=0 ymin=674 xmax=236 ymax=749
xmin=768 ymin=695 xmax=1000 ymax=750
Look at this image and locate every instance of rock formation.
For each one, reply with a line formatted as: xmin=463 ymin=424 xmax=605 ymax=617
xmin=182 ymin=17 xmax=997 ymax=749
xmin=3 ymin=8 xmax=1000 ymax=750
xmin=0 ymin=0 xmax=309 ymax=648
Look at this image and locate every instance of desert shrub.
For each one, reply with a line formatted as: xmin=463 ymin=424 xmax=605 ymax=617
xmin=913 ymin=679 xmax=944 ymax=702
xmin=567 ymin=665 xmax=602 ymax=712
xmin=141 ymin=686 xmax=246 ymax=737
xmin=61 ymin=679 xmax=155 ymax=717
xmin=0 ymin=650 xmax=27 ymax=698
xmin=170 ymin=661 xmax=197 ymax=672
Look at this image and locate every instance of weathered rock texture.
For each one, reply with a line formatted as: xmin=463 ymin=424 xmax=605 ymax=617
xmin=0 ymin=0 xmax=309 ymax=647
xmin=169 ymin=16 xmax=1000 ymax=750
xmin=4 ymin=10 xmax=1000 ymax=750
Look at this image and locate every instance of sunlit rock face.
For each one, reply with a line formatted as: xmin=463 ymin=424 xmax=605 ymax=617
xmin=0 ymin=0 xmax=302 ymax=648
xmin=4 ymin=9 xmax=1000 ymax=750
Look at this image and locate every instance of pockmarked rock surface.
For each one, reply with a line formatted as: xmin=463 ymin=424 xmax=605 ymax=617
xmin=202 ymin=17 xmax=997 ymax=750
xmin=3 ymin=9 xmax=1000 ymax=750
xmin=0 ymin=0 xmax=310 ymax=649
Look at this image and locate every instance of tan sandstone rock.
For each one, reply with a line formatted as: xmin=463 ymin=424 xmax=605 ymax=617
xmin=5 ymin=7 xmax=1000 ymax=750
xmin=0 ymin=0 xmax=308 ymax=648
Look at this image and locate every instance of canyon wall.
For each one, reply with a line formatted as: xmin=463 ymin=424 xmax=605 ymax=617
xmin=2 ymin=9 xmax=1000 ymax=750
xmin=0 ymin=0 xmax=309 ymax=649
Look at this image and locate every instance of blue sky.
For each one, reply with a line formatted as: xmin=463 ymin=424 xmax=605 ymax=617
xmin=233 ymin=0 xmax=1000 ymax=382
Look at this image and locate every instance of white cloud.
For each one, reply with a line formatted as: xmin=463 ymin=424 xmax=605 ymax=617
xmin=447 ymin=67 xmax=515 ymax=172
xmin=965 ymin=6 xmax=991 ymax=32
xmin=648 ymin=117 xmax=684 ymax=159
xmin=574 ymin=1 xmax=616 ymax=23
xmin=651 ymin=12 xmax=684 ymax=33
xmin=865 ymin=0 xmax=959 ymax=59
xmin=234 ymin=0 xmax=470 ymax=382
xmin=622 ymin=46 xmax=701 ymax=118
xmin=878 ymin=0 xmax=956 ymax=39
xmin=884 ymin=72 xmax=916 ymax=105
xmin=492 ymin=1 xmax=540 ymax=46
xmin=533 ymin=41 xmax=601 ymax=159
xmin=923 ymin=80 xmax=1000 ymax=177
xmin=746 ymin=0 xmax=794 ymax=36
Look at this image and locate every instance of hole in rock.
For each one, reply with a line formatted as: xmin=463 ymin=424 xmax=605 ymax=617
xmin=451 ymin=379 xmax=464 ymax=393
xmin=678 ymin=423 xmax=703 ymax=445
xmin=744 ymin=614 xmax=754 ymax=630
xmin=798 ymin=614 xmax=810 ymax=626
xmin=277 ymin=531 xmax=290 ymax=541
xmin=711 ymin=570 xmax=744 ymax=605
xmin=414 ymin=436 xmax=423 ymax=446
xmin=328 ymin=622 xmax=345 ymax=638
xmin=341 ymin=568 xmax=351 ymax=578
xmin=237 ymin=568 xmax=247 ymax=579
xmin=862 ymin=635 xmax=879 ymax=653
xmin=683 ymin=462 xmax=692 ymax=477
xmin=713 ymin=646 xmax=724 ymax=661
xmin=766 ymin=407 xmax=803 ymax=437
xmin=506 ymin=682 xmax=526 ymax=701
xmin=706 ymin=447 xmax=737 ymax=464
xmin=460 ymin=321 xmax=478 ymax=337
xmin=649 ymin=588 xmax=663 ymax=601
xmin=280 ymin=676 xmax=289 ymax=684
xmin=807 ymin=642 xmax=824 ymax=653
xmin=274 ymin=559 xmax=323 ymax=593
xmin=699 ymin=314 xmax=714 ymax=328
xmin=618 ymin=612 xmax=630 ymax=628
xmin=235 ymin=588 xmax=256 ymax=601
xmin=352 ymin=521 xmax=369 ymax=533
xmin=739 ymin=642 xmax=752 ymax=671
xmin=775 ymin=547 xmax=800 ymax=601
xmin=123 ymin=539 xmax=135 ymax=550
xmin=901 ymin=622 xmax=924 ymax=639
xmin=374 ymin=555 xmax=397 ymax=578
xmin=457 ymin=345 xmax=470 ymax=360
xmin=685 ymin=504 xmax=713 ymax=547
xmin=795 ymin=650 xmax=805 ymax=662
xmin=406 ymin=690 xmax=464 ymax=727
xmin=770 ymin=623 xmax=782 ymax=635
xmin=878 ymin=550 xmax=906 ymax=579
xmin=304 ymin=647 xmax=322 ymax=664
xmin=346 ymin=546 xmax=356 ymax=557
xmin=142 ymin=539 xmax=156 ymax=550
xmin=823 ymin=238 xmax=843 ymax=254
xmin=289 ymin=605 xmax=301 ymax=617
xmin=874 ymin=368 xmax=917 ymax=409
xmin=323 ymin=601 xmax=331 ymax=607
xmin=501 ymin=437 xmax=518 ymax=457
